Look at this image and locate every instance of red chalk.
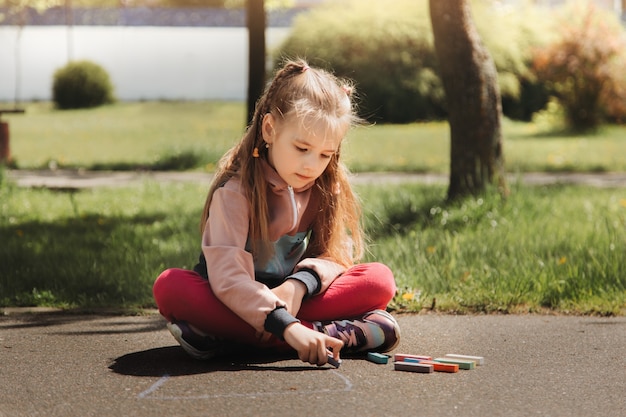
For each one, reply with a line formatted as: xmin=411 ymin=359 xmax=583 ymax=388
xmin=416 ymin=360 xmax=459 ymax=373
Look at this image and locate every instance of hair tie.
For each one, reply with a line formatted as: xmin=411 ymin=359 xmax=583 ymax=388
xmin=341 ymin=85 xmax=352 ymax=96
xmin=302 ymin=64 xmax=310 ymax=73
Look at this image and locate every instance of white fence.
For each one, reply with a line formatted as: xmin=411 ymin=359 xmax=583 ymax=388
xmin=0 ymin=26 xmax=291 ymax=102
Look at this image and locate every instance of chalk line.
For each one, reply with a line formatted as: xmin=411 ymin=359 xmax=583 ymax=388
xmin=138 ymin=370 xmax=353 ymax=400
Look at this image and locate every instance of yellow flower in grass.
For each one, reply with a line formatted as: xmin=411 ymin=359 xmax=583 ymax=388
xmin=558 ymin=256 xmax=567 ymax=265
xmin=619 ymin=199 xmax=626 ymax=208
xmin=402 ymin=292 xmax=415 ymax=301
xmin=426 ymin=246 xmax=436 ymax=255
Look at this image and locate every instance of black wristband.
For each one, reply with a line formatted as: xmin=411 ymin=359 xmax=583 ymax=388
xmin=287 ymin=268 xmax=321 ymax=300
xmin=264 ymin=307 xmax=300 ymax=340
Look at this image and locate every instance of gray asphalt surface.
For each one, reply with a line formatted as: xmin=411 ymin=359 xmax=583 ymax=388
xmin=3 ymin=171 xmax=625 ymax=416
xmin=1 ymin=311 xmax=624 ymax=417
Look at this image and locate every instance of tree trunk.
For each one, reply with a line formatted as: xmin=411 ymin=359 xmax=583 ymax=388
xmin=429 ymin=0 xmax=507 ymax=200
xmin=246 ymin=0 xmax=266 ymax=125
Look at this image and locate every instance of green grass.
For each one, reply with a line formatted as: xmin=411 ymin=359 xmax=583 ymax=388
xmin=3 ymin=101 xmax=626 ymax=173
xmin=1 ymin=101 xmax=625 ymax=315
xmin=1 ymin=177 xmax=624 ymax=315
xmin=3 ymin=101 xmax=246 ymax=171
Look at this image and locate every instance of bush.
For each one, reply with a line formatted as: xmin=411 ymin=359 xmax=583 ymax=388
xmin=472 ymin=1 xmax=552 ymax=121
xmin=532 ymin=2 xmax=626 ymax=130
xmin=275 ymin=0 xmax=552 ymax=123
xmin=52 ymin=60 xmax=115 ymax=109
xmin=276 ymin=0 xmax=443 ymax=123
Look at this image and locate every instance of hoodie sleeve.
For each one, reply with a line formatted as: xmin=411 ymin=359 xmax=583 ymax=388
xmin=201 ymin=183 xmax=290 ymax=333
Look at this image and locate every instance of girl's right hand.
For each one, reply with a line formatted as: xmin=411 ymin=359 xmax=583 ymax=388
xmin=283 ymin=322 xmax=344 ymax=366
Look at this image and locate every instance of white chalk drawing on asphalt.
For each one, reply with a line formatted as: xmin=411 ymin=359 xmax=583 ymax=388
xmin=137 ymin=370 xmax=353 ymax=400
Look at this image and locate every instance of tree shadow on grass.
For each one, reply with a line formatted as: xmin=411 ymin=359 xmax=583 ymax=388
xmin=0 ymin=210 xmax=193 ymax=308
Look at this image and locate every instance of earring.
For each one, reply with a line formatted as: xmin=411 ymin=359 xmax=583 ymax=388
xmin=265 ymin=143 xmax=270 ymax=148
xmin=252 ymin=147 xmax=260 ymax=158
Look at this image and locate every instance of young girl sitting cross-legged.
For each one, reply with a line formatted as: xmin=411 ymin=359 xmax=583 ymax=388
xmin=153 ymin=59 xmax=400 ymax=367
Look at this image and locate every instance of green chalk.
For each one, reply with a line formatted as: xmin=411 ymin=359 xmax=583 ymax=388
xmin=444 ymin=354 xmax=484 ymax=366
xmin=434 ymin=357 xmax=475 ymax=370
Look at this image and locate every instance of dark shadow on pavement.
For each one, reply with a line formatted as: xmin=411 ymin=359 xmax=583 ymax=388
xmin=0 ymin=312 xmax=165 ymax=334
xmin=108 ymin=346 xmax=331 ymax=377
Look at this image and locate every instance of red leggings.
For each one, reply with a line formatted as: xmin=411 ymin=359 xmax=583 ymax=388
xmin=153 ymin=262 xmax=396 ymax=348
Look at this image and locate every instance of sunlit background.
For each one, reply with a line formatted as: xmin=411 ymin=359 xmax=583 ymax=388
xmin=1 ymin=0 xmax=624 ymax=103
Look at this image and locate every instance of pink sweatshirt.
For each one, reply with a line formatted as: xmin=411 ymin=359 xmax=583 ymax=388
xmin=199 ymin=159 xmax=347 ymax=333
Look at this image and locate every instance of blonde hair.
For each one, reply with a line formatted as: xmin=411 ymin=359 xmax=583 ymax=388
xmin=201 ymin=59 xmax=363 ymax=267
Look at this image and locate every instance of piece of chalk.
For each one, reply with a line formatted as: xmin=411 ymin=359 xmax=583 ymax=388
xmin=433 ymin=357 xmax=475 ymax=370
xmin=444 ymin=354 xmax=484 ymax=366
xmin=416 ymin=360 xmax=459 ymax=373
xmin=394 ymin=361 xmax=434 ymax=373
xmin=401 ymin=357 xmax=459 ymax=372
xmin=394 ymin=353 xmax=432 ymax=362
xmin=327 ymin=355 xmax=341 ymax=368
xmin=367 ymin=352 xmax=389 ymax=364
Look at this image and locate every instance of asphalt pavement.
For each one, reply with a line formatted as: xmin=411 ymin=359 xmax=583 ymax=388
xmin=1 ymin=311 xmax=624 ymax=417
xmin=3 ymin=171 xmax=625 ymax=416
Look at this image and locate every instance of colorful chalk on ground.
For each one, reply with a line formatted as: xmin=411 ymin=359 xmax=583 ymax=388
xmin=327 ymin=355 xmax=341 ymax=368
xmin=433 ymin=357 xmax=475 ymax=370
xmin=444 ymin=354 xmax=485 ymax=366
xmin=393 ymin=353 xmax=433 ymax=362
xmin=401 ymin=357 xmax=459 ymax=373
xmin=367 ymin=352 xmax=390 ymax=364
xmin=394 ymin=361 xmax=434 ymax=373
xmin=415 ymin=360 xmax=459 ymax=373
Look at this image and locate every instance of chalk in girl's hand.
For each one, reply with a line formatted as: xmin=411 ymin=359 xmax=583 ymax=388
xmin=327 ymin=355 xmax=341 ymax=368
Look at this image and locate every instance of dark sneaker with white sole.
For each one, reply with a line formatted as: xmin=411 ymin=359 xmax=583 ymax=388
xmin=167 ymin=321 xmax=224 ymax=360
xmin=314 ymin=309 xmax=400 ymax=353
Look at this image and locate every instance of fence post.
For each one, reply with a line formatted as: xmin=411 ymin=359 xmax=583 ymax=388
xmin=0 ymin=110 xmax=25 ymax=164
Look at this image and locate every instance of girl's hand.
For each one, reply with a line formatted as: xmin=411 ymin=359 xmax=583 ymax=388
xmin=283 ymin=322 xmax=344 ymax=366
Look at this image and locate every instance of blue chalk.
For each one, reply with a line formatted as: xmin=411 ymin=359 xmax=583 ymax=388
xmin=367 ymin=352 xmax=390 ymax=364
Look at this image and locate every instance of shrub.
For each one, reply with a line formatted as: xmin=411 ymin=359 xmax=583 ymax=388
xmin=472 ymin=1 xmax=552 ymax=121
xmin=276 ymin=0 xmax=443 ymax=123
xmin=52 ymin=60 xmax=115 ymax=109
xmin=275 ymin=0 xmax=552 ymax=123
xmin=532 ymin=2 xmax=626 ymax=130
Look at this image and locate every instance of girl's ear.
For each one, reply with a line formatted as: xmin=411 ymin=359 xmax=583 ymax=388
xmin=261 ymin=113 xmax=276 ymax=144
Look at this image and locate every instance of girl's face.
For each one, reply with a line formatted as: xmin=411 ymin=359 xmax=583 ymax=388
xmin=262 ymin=113 xmax=343 ymax=189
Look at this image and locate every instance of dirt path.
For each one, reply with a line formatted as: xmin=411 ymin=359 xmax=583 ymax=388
xmin=7 ymin=169 xmax=626 ymax=189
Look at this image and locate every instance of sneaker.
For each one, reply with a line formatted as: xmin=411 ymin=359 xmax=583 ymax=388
xmin=167 ymin=321 xmax=223 ymax=360
xmin=315 ymin=309 xmax=400 ymax=353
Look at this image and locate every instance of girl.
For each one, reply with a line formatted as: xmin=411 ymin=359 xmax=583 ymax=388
xmin=153 ymin=59 xmax=400 ymax=367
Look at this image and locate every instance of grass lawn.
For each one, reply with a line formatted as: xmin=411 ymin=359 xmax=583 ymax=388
xmin=1 ymin=178 xmax=624 ymax=315
xmin=1 ymin=101 xmax=625 ymax=315
xmin=3 ymin=101 xmax=626 ymax=173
